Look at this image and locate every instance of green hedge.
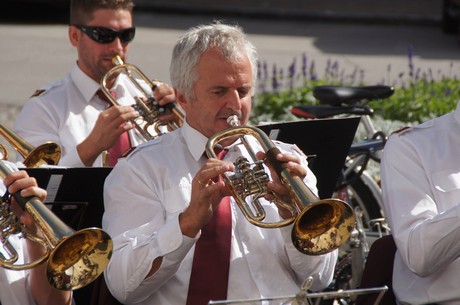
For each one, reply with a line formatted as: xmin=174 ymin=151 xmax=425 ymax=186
xmin=252 ymin=49 xmax=460 ymax=125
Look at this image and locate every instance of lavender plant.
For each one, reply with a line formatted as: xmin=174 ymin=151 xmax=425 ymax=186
xmin=253 ymin=47 xmax=460 ymax=126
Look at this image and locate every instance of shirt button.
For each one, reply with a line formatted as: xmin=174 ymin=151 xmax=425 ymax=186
xmin=169 ymin=241 xmax=175 ymax=248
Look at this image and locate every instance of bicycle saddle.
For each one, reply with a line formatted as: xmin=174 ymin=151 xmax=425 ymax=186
xmin=313 ymin=85 xmax=395 ymax=106
xmin=291 ymin=104 xmax=373 ymax=119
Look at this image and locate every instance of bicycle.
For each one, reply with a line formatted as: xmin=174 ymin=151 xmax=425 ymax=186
xmin=291 ymin=85 xmax=394 ymax=299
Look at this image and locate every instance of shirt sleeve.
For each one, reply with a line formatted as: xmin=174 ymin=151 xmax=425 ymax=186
xmin=14 ymin=98 xmax=59 ymax=151
xmin=102 ymin=159 xmax=196 ymax=303
xmin=13 ymin=97 xmax=86 ymax=167
xmin=381 ymin=134 xmax=460 ymax=276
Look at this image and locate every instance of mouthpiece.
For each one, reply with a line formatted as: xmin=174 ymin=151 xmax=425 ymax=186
xmin=112 ymin=55 xmax=124 ymax=66
xmin=227 ymin=115 xmax=240 ymax=127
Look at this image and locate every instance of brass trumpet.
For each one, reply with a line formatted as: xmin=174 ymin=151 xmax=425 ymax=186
xmin=0 ymin=161 xmax=112 ymax=290
xmin=100 ymin=55 xmax=185 ymax=141
xmin=0 ymin=123 xmax=60 ymax=168
xmin=205 ymin=116 xmax=356 ymax=255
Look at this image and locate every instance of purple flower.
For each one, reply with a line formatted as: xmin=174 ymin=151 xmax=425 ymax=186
xmin=407 ymin=45 xmax=414 ymax=80
xmin=302 ymin=53 xmax=308 ymax=79
xmin=272 ymin=64 xmax=279 ymax=91
xmin=309 ymin=61 xmax=317 ymax=81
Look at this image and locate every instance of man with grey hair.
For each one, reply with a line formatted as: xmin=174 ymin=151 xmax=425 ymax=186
xmin=102 ymin=22 xmax=337 ymax=305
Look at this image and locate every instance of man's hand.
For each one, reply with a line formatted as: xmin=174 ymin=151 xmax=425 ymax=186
xmin=256 ymin=151 xmax=307 ymax=219
xmin=3 ymin=169 xmax=47 ymax=229
xmin=179 ymin=158 xmax=234 ymax=238
xmin=153 ymin=82 xmax=179 ymax=123
xmin=78 ymin=105 xmax=139 ymax=166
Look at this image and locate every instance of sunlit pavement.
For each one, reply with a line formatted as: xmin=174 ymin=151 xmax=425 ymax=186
xmin=0 ymin=1 xmax=458 ymax=128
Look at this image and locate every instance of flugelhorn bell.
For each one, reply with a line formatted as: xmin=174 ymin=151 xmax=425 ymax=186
xmin=205 ymin=116 xmax=356 ymax=255
xmin=0 ymin=161 xmax=113 ymax=290
xmin=100 ymin=55 xmax=185 ymax=141
xmin=0 ymin=123 xmax=60 ymax=168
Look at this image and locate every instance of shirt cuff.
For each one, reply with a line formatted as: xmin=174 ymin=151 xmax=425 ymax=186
xmin=157 ymin=214 xmax=197 ymax=259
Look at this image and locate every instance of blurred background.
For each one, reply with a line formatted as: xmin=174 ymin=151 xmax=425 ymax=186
xmin=0 ymin=0 xmax=459 ymax=128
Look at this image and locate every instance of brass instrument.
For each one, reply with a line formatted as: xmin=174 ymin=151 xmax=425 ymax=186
xmin=205 ymin=115 xmax=356 ymax=255
xmin=100 ymin=55 xmax=185 ymax=141
xmin=0 ymin=161 xmax=112 ymax=290
xmin=0 ymin=123 xmax=60 ymax=168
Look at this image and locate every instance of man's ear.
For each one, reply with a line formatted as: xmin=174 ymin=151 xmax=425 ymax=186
xmin=68 ymin=26 xmax=80 ymax=47
xmin=175 ymin=89 xmax=188 ymax=112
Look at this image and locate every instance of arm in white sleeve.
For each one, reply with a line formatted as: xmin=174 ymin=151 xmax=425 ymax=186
xmin=102 ymin=160 xmax=195 ymax=303
xmin=381 ymin=135 xmax=460 ymax=277
xmin=14 ymin=98 xmax=86 ymax=167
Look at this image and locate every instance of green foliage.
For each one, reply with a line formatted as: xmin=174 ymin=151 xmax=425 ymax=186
xmin=370 ymin=77 xmax=460 ymax=123
xmin=252 ymin=50 xmax=460 ymax=125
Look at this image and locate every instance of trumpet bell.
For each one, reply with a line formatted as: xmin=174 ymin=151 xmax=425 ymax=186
xmin=47 ymin=228 xmax=112 ymax=290
xmin=23 ymin=142 xmax=61 ymax=168
xmin=292 ymin=199 xmax=356 ymax=255
xmin=0 ymin=123 xmax=61 ymax=167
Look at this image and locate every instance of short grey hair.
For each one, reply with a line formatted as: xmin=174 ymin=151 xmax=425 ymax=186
xmin=170 ymin=22 xmax=258 ymax=100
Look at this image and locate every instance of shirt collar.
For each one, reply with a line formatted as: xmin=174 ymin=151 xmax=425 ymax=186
xmin=181 ymin=121 xmax=244 ymax=162
xmin=70 ymin=63 xmax=101 ymax=104
xmin=181 ymin=121 xmax=209 ymax=162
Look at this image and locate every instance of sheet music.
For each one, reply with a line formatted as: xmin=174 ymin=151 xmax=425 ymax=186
xmin=45 ymin=174 xmax=63 ymax=202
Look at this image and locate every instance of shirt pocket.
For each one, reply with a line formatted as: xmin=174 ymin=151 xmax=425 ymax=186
xmin=162 ymin=180 xmax=191 ymax=217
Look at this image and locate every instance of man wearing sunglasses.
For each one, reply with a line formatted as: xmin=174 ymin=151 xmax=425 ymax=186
xmin=12 ymin=0 xmax=176 ymax=167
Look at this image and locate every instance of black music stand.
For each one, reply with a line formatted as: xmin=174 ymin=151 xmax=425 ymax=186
xmin=258 ymin=117 xmax=360 ymax=199
xmin=24 ymin=166 xmax=112 ymax=305
xmin=24 ymin=167 xmax=112 ymax=229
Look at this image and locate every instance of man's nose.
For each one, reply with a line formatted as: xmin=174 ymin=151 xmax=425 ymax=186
xmin=108 ymin=37 xmax=124 ymax=53
xmin=226 ymin=90 xmax=242 ymax=110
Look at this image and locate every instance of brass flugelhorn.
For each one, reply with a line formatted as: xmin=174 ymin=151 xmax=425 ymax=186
xmin=0 ymin=123 xmax=60 ymax=168
xmin=100 ymin=55 xmax=185 ymax=141
xmin=0 ymin=161 xmax=113 ymax=290
xmin=205 ymin=115 xmax=356 ymax=255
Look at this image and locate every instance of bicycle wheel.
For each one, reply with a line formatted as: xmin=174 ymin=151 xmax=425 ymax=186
xmin=347 ymin=171 xmax=383 ymax=231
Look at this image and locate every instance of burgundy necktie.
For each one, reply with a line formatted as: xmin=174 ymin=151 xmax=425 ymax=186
xmin=186 ymin=148 xmax=232 ymax=305
xmin=96 ymin=90 xmax=132 ymax=166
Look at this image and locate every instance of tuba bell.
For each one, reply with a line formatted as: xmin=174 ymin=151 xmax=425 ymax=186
xmin=0 ymin=161 xmax=113 ymax=290
xmin=205 ymin=115 xmax=356 ymax=255
xmin=0 ymin=123 xmax=60 ymax=168
xmin=100 ymin=55 xmax=185 ymax=141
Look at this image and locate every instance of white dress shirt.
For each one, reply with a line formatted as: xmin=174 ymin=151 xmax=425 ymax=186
xmin=13 ymin=64 xmax=147 ymax=167
xmin=381 ymin=100 xmax=460 ymax=305
xmin=102 ymin=121 xmax=337 ymax=305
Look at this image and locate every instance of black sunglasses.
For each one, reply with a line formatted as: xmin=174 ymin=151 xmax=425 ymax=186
xmin=73 ymin=25 xmax=136 ymax=44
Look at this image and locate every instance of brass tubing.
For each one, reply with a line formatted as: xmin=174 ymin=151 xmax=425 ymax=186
xmin=0 ymin=161 xmax=113 ymax=290
xmin=206 ymin=121 xmax=356 ymax=255
xmin=0 ymin=123 xmax=60 ymax=168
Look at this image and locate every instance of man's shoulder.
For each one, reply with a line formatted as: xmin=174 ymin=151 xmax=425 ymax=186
xmin=27 ymin=77 xmax=68 ymax=101
xmin=390 ymin=126 xmax=412 ymax=136
xmin=389 ymin=113 xmax=452 ymax=138
xmin=126 ymin=130 xmax=181 ymax=160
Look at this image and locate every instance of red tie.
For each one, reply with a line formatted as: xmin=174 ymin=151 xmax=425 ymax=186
xmin=186 ymin=148 xmax=232 ymax=305
xmin=96 ymin=90 xmax=132 ymax=166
